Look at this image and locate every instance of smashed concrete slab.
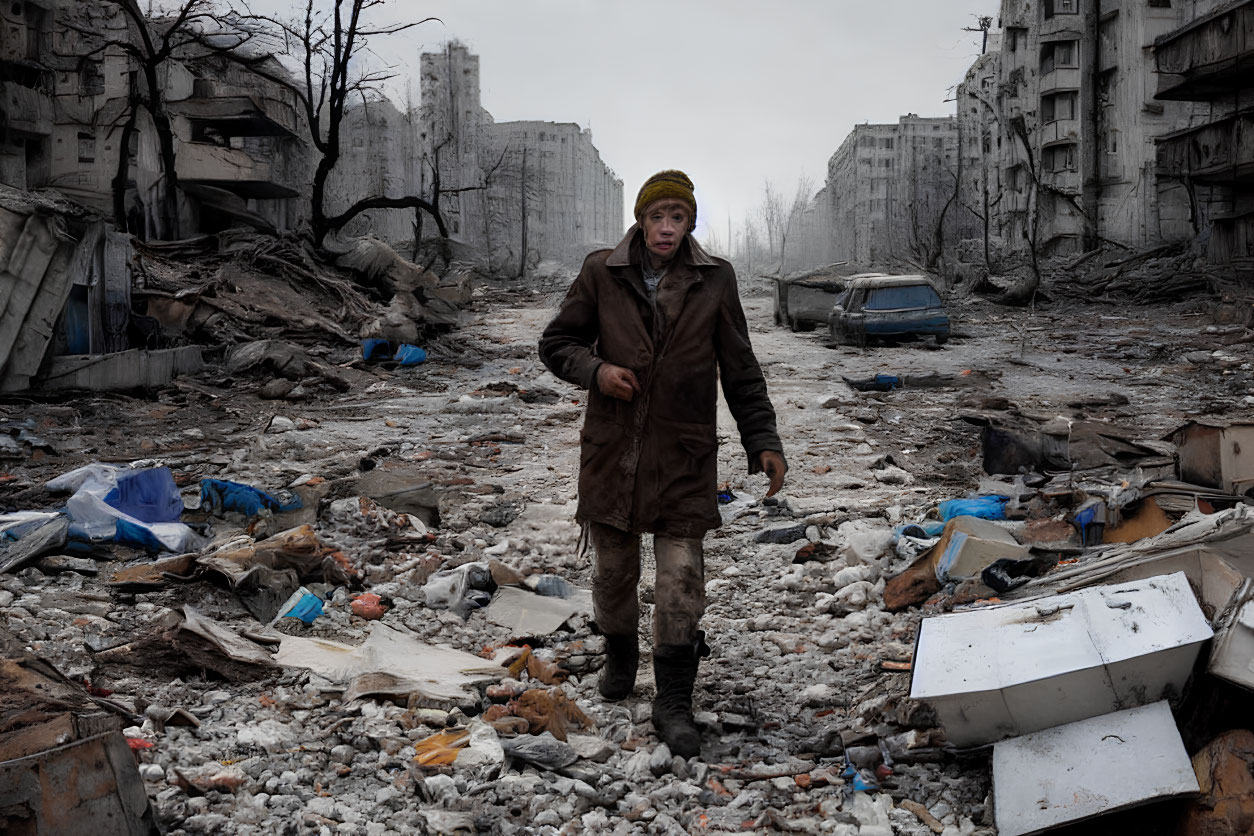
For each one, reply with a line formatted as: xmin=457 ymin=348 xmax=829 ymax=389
xmin=910 ymin=572 xmax=1212 ymax=746
xmin=992 ymin=701 xmax=1198 ymax=836
xmin=485 ymin=585 xmax=593 ymax=636
xmin=274 ymin=622 xmax=506 ymax=706
xmin=1170 ymin=419 xmax=1254 ymax=496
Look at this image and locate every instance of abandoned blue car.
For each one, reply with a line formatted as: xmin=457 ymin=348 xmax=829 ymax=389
xmin=827 ymin=275 xmax=949 ymax=347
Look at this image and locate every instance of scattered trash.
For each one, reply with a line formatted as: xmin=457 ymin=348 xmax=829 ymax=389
xmin=274 ymin=623 xmax=506 ymax=706
xmin=350 ymin=592 xmax=389 ymax=620
xmin=931 ymin=515 xmax=1030 ymax=583
xmin=485 ymin=585 xmax=592 ymax=636
xmin=423 ymin=561 xmax=497 ymax=617
xmin=937 ymin=495 xmax=1007 ymax=522
xmin=499 ymin=731 xmax=578 ymax=771
xmin=911 ymin=572 xmax=1212 ymax=746
xmin=1170 ymin=419 xmax=1254 ymax=495
xmin=992 ymin=701 xmax=1198 ymax=836
xmin=0 ymin=515 xmax=68 ymax=574
xmin=199 ymin=478 xmax=303 ymax=518
xmin=272 ymin=586 xmax=324 ymax=625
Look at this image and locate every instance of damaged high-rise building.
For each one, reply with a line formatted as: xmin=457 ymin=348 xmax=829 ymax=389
xmin=0 ymin=0 xmax=311 ymax=237
xmin=796 ymin=115 xmax=973 ymax=268
xmin=330 ymin=42 xmax=623 ymax=273
xmin=954 ymin=0 xmax=1253 ymax=264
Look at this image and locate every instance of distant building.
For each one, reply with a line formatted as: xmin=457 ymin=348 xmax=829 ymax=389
xmin=815 ymin=115 xmax=963 ymax=267
xmin=1153 ymin=0 xmax=1254 ymax=264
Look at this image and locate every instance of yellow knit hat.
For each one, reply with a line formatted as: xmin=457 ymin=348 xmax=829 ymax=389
xmin=634 ymin=169 xmax=697 ymax=229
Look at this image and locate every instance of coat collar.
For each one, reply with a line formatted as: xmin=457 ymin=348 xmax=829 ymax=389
xmin=605 ymin=223 xmax=718 ymax=270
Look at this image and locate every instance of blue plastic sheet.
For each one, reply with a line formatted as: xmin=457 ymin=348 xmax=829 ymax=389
xmin=362 ymin=339 xmax=393 ymax=361
xmin=281 ymin=592 xmax=324 ymax=624
xmin=103 ymin=467 xmax=183 ymax=523
xmin=200 ymin=479 xmax=302 ymax=517
xmin=893 ymin=520 xmax=946 ymax=541
xmin=395 ymin=344 xmax=427 ymax=366
xmin=938 ymin=495 xmax=1009 ymax=522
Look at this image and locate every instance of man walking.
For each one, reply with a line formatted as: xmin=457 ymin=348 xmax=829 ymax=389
xmin=539 ymin=170 xmax=786 ymax=757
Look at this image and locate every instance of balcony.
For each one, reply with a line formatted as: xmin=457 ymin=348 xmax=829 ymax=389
xmin=1040 ymin=118 xmax=1081 ymax=146
xmin=1156 ymin=110 xmax=1254 ymax=185
xmin=170 ymin=94 xmax=299 ymax=138
xmin=175 ymin=142 xmax=301 ymax=199
xmin=1041 ymin=67 xmax=1083 ymax=94
xmin=1154 ymin=0 xmax=1254 ymax=101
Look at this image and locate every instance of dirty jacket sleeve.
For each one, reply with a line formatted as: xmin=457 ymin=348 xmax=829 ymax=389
xmin=715 ymin=268 xmax=785 ymax=474
xmin=538 ymin=253 xmax=605 ymax=391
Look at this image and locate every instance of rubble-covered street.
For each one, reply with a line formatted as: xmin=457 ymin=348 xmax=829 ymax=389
xmin=4 ymin=267 xmax=1254 ymax=834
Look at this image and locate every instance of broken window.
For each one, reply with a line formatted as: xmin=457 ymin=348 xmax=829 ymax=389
xmin=1005 ymin=166 xmax=1022 ymax=191
xmin=77 ymin=132 xmax=95 ymax=164
xmin=1043 ymin=143 xmax=1077 ymax=172
xmin=79 ymin=61 xmax=104 ymax=97
xmin=1148 ymin=0 xmax=1170 ymax=6
xmin=1042 ymin=91 xmax=1077 ymax=122
xmin=1045 ymin=0 xmax=1078 ymax=17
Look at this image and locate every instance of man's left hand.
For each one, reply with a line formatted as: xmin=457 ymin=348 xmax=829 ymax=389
xmin=759 ymin=451 xmax=787 ymax=497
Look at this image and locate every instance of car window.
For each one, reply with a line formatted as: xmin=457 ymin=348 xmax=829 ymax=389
xmin=864 ymin=285 xmax=942 ymax=310
xmin=834 ymin=289 xmax=851 ymax=308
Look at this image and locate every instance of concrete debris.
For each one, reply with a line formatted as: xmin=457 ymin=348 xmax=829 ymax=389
xmin=3 ymin=271 xmax=1254 ymax=833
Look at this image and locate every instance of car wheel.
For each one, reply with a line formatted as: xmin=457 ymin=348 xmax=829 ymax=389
xmin=935 ymin=334 xmax=949 ymax=346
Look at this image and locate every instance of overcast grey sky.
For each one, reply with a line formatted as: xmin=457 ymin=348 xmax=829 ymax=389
xmin=255 ymin=1 xmax=996 ymax=243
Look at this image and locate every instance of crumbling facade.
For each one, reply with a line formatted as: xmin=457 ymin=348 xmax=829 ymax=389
xmin=1153 ymin=0 xmax=1254 ymax=264
xmin=957 ymin=0 xmax=1193 ymax=259
xmin=328 ymin=42 xmax=625 ymax=271
xmin=0 ymin=0 xmax=310 ymax=237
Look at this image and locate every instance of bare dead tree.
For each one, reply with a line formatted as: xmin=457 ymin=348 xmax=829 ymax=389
xmin=66 ymin=0 xmax=238 ymax=239
xmin=227 ymin=0 xmax=441 ymax=247
xmin=778 ymin=175 xmax=814 ymax=274
xmin=758 ymin=180 xmax=785 ymax=267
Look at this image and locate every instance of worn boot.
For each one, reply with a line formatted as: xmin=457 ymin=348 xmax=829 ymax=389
xmin=598 ymin=634 xmax=639 ymax=701
xmin=651 ymin=635 xmax=709 ymax=758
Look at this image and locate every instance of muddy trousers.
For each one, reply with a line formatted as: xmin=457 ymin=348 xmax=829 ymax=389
xmin=589 ymin=522 xmax=706 ymax=646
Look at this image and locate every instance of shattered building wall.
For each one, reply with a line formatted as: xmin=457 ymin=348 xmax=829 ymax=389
xmin=1153 ymin=0 xmax=1254 ymax=265
xmin=0 ymin=0 xmax=56 ymax=192
xmin=484 ymin=121 xmax=624 ymax=271
xmin=959 ymin=0 xmax=1192 ymax=259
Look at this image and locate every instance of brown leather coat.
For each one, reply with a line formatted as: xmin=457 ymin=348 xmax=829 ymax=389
xmin=539 ymin=225 xmax=784 ymax=537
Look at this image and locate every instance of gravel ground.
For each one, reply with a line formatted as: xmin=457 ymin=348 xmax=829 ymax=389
xmin=2 ymin=277 xmax=1251 ymax=835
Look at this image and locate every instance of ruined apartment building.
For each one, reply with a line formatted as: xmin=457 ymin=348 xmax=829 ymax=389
xmin=329 ymin=42 xmax=624 ymax=270
xmin=1 ymin=0 xmax=309 ymax=238
xmin=1153 ymin=0 xmax=1254 ymax=264
xmin=957 ymin=0 xmax=1194 ymax=257
xmin=813 ymin=115 xmax=962 ymax=267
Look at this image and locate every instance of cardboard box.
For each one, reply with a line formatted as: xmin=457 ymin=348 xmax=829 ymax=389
xmin=1209 ymin=578 xmax=1254 ymax=692
xmin=993 ymin=701 xmax=1199 ymax=836
xmin=1170 ymin=419 xmax=1254 ymax=495
xmin=910 ymin=571 xmax=1212 ymax=746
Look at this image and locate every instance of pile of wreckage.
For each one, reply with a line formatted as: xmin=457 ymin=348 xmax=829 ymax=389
xmin=0 ymin=457 xmax=597 ymax=833
xmin=0 ymin=183 xmax=476 ymax=395
xmin=876 ymin=410 xmax=1254 ymax=834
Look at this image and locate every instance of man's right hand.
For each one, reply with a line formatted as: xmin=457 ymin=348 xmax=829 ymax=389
xmin=596 ymin=363 xmax=641 ymax=402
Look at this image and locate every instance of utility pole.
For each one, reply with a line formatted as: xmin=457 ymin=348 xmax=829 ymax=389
xmin=963 ymin=15 xmax=994 ymax=55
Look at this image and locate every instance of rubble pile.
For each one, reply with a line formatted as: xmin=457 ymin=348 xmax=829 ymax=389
xmin=1 ymin=283 xmax=1254 ymax=834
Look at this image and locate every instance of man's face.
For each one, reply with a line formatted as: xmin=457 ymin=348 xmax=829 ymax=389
xmin=641 ymin=199 xmax=691 ymax=265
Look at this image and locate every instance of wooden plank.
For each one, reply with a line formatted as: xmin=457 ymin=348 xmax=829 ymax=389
xmin=0 ymin=216 xmax=59 ymax=370
xmin=102 ymin=229 xmax=131 ymax=353
xmin=0 ymin=224 xmax=97 ymax=391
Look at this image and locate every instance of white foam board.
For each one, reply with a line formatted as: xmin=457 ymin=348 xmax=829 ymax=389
xmin=993 ymin=701 xmax=1199 ymax=836
xmin=910 ymin=571 xmax=1212 ymax=746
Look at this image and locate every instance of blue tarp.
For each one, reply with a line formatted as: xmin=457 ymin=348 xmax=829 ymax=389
xmin=938 ymin=495 xmax=1009 ymax=522
xmin=200 ymin=479 xmax=302 ymax=517
xmin=103 ymin=467 xmax=183 ymax=523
